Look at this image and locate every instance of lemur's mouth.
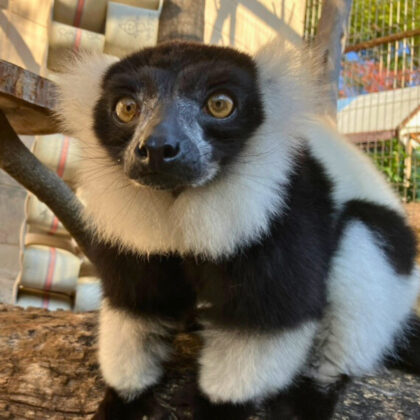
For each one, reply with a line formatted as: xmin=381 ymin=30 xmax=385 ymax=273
xmin=129 ymin=171 xmax=188 ymax=191
xmin=125 ymin=155 xmax=207 ymax=192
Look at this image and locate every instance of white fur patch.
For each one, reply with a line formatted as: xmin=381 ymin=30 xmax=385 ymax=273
xmin=98 ymin=299 xmax=171 ymax=400
xmin=198 ymin=322 xmax=317 ymax=404
xmin=55 ymin=50 xmax=302 ymax=259
xmin=310 ymin=222 xmax=419 ymax=384
xmin=54 ymin=53 xmax=118 ymax=138
xmin=304 ymin=121 xmax=403 ymax=214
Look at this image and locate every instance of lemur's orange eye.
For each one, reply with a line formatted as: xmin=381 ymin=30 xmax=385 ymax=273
xmin=206 ymin=93 xmax=234 ymax=118
xmin=115 ymin=97 xmax=139 ymax=123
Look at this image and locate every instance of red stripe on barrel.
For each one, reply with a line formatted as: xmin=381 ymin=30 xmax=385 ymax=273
xmin=73 ymin=0 xmax=85 ymax=27
xmin=42 ymin=248 xmax=57 ymax=308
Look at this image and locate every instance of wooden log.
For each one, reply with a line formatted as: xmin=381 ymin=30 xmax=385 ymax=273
xmin=0 ymin=304 xmax=200 ymax=420
xmin=0 ymin=305 xmax=102 ymax=419
xmin=1 ymin=304 xmax=420 ymax=419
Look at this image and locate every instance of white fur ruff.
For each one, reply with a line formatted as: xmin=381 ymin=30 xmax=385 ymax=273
xmin=55 ymin=49 xmax=305 ymax=259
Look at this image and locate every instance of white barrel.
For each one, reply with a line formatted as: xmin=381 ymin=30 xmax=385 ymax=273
xmin=20 ymin=245 xmax=81 ymax=295
xmin=32 ymin=134 xmax=80 ymax=183
xmin=24 ymin=232 xmax=78 ymax=255
xmin=104 ymin=0 xmax=163 ymax=58
xmin=53 ymin=0 xmax=108 ymax=34
xmin=25 ymin=194 xmax=68 ymax=236
xmin=113 ymin=0 xmax=161 ymax=9
xmin=74 ymin=276 xmax=102 ymax=312
xmin=48 ymin=21 xmax=105 ymax=72
xmin=16 ymin=288 xmax=73 ymax=311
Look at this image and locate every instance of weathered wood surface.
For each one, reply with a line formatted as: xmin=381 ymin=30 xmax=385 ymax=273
xmin=313 ymin=0 xmax=353 ymax=120
xmin=0 ymin=60 xmax=59 ymax=135
xmin=1 ymin=304 xmax=420 ymax=420
xmin=0 ymin=305 xmax=103 ymax=419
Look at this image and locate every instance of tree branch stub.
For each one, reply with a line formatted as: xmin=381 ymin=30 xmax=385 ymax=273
xmin=314 ymin=0 xmax=353 ymax=120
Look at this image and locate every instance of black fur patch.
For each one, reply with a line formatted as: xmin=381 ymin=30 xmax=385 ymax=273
xmin=193 ymin=375 xmax=348 ymax=420
xmin=387 ymin=314 xmax=420 ymax=374
xmin=186 ymin=150 xmax=335 ymax=331
xmin=104 ymin=41 xmax=259 ymax=81
xmin=336 ymin=200 xmax=417 ymax=275
xmin=88 ymin=242 xmax=196 ymax=321
xmin=93 ymin=386 xmax=165 ymax=420
xmin=194 ymin=390 xmax=257 ymax=420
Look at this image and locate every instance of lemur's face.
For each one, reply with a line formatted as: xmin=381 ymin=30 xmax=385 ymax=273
xmin=94 ymin=43 xmax=264 ymax=191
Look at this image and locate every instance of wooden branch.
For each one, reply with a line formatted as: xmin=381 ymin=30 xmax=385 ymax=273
xmin=314 ymin=0 xmax=353 ymax=121
xmin=345 ymin=28 xmax=420 ymax=53
xmin=157 ymin=0 xmax=205 ymax=43
xmin=0 ymin=59 xmax=59 ymax=135
xmin=0 ymin=111 xmax=94 ymax=258
xmin=1 ymin=303 xmax=420 ymax=419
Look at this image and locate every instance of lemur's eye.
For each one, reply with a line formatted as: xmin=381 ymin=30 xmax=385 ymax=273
xmin=206 ymin=93 xmax=234 ymax=118
xmin=114 ymin=97 xmax=139 ymax=123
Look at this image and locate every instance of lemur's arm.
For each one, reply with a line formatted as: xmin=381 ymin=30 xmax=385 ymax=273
xmin=90 ymin=242 xmax=196 ymax=419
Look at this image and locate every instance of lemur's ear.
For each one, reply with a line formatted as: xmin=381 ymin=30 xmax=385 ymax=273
xmin=253 ymin=37 xmax=326 ymax=133
xmin=54 ymin=53 xmax=118 ymax=138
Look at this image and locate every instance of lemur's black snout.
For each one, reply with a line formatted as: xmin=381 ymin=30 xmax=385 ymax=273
xmin=136 ymin=135 xmax=181 ymax=171
xmin=129 ymin=109 xmax=202 ymax=190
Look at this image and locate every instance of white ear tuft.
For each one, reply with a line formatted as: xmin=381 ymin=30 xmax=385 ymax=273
xmin=54 ymin=53 xmax=119 ymax=138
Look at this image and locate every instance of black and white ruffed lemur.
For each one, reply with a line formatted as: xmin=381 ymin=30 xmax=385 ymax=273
xmin=55 ymin=40 xmax=420 ymax=419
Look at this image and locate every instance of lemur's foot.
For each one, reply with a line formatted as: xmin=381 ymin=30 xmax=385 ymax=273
xmin=193 ymin=391 xmax=257 ymax=420
xmin=93 ymin=387 xmax=171 ymax=420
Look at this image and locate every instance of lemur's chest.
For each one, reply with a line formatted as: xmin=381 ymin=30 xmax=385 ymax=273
xmin=181 ymin=226 xmax=331 ymax=332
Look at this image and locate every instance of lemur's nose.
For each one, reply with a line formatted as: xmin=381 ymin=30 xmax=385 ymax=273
xmin=136 ymin=136 xmax=181 ymax=170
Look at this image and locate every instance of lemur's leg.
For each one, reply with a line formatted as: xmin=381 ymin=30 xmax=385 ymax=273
xmin=194 ymin=322 xmax=318 ymax=420
xmin=98 ymin=299 xmax=173 ymax=400
xmin=310 ymin=221 xmax=419 ymax=385
xmin=89 ymin=245 xmax=196 ymax=420
xmin=93 ymin=299 xmax=178 ymax=420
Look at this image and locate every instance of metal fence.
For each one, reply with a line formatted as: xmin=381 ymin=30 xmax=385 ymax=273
xmin=304 ymin=0 xmax=420 ymax=203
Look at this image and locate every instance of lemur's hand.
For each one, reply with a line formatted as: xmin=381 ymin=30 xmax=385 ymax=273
xmin=93 ymin=387 xmax=171 ymax=420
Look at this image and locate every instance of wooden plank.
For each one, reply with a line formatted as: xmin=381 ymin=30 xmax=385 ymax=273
xmin=345 ymin=28 xmax=420 ymax=53
xmin=345 ymin=129 xmax=397 ymax=144
xmin=0 ymin=59 xmax=60 ymax=135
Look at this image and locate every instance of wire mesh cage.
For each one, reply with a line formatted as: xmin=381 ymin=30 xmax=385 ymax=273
xmin=304 ymin=0 xmax=420 ymax=205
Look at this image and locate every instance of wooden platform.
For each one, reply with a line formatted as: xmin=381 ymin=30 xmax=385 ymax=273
xmin=0 ymin=60 xmax=59 ymax=135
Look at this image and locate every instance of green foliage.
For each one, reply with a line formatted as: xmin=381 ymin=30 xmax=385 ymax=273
xmin=349 ymin=0 xmax=420 ymax=44
xmin=368 ymin=138 xmax=406 ymax=183
xmin=365 ymin=137 xmax=420 ymax=202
